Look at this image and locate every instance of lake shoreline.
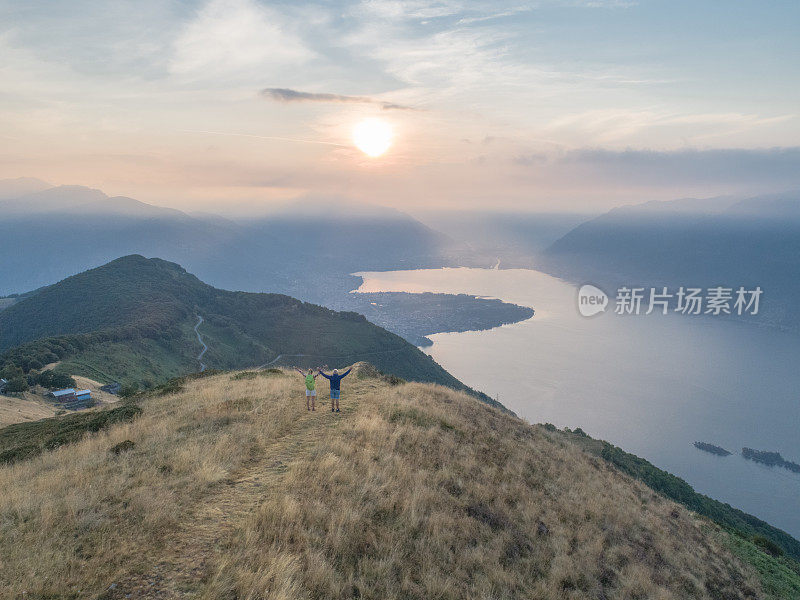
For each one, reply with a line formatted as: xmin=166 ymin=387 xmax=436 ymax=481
xmin=353 ymin=266 xmax=800 ymax=539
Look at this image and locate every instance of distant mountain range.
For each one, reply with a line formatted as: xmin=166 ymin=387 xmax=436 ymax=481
xmin=0 ymin=178 xmax=458 ymax=304
xmin=538 ymin=191 xmax=800 ymax=332
xmin=6 ymin=178 xmax=798 ymax=335
xmin=0 ymin=179 xmax=538 ymax=351
xmin=0 ymin=255 xmax=497 ymax=406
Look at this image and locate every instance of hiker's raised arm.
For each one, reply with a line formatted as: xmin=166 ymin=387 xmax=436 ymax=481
xmin=341 ymin=368 xmax=352 ymax=378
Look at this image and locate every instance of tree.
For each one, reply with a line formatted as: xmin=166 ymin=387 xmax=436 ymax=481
xmin=5 ymin=377 xmax=29 ymax=393
xmin=119 ymin=383 xmax=139 ymax=398
xmin=32 ymin=370 xmax=76 ymax=390
xmin=0 ymin=364 xmax=24 ymax=381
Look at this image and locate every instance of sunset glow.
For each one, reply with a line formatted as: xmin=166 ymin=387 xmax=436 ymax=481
xmin=353 ymin=119 xmax=392 ymax=157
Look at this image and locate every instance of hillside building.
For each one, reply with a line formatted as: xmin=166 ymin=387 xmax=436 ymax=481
xmin=50 ymin=388 xmax=77 ymax=402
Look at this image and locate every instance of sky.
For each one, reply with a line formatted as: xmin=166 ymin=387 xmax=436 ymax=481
xmin=1 ymin=0 xmax=799 ymax=214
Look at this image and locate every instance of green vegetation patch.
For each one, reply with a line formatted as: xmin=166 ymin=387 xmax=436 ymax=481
xmin=231 ymin=371 xmax=259 ymax=381
xmin=598 ymin=442 xmax=800 ymax=561
xmin=150 ymin=369 xmax=224 ymax=396
xmin=58 ymin=335 xmax=199 ymax=387
xmin=230 ymin=369 xmax=283 ymax=381
xmin=553 ymin=426 xmax=800 ymax=564
xmin=725 ymin=532 xmax=800 ymax=600
xmin=0 ymin=365 xmax=76 ymax=394
xmin=0 ymin=403 xmax=143 ymax=465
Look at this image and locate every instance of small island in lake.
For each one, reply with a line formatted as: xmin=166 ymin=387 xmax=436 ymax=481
xmin=693 ymin=442 xmax=732 ymax=456
xmin=742 ymin=448 xmax=800 ymax=473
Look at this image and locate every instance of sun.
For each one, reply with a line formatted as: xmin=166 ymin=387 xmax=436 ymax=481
xmin=353 ymin=118 xmax=393 ymax=157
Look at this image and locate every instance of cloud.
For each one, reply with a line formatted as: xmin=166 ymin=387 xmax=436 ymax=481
xmin=541 ymin=108 xmax=797 ymax=146
xmin=169 ymin=0 xmax=313 ymax=81
xmin=260 ymin=88 xmax=416 ymax=110
xmin=556 ymin=146 xmax=800 ymax=188
xmin=357 ymin=0 xmax=465 ymax=20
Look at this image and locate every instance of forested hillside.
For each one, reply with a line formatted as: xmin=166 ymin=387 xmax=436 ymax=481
xmin=0 ymin=256 xmax=493 ymax=404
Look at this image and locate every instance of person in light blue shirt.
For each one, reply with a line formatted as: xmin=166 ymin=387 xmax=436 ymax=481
xmin=317 ymin=367 xmax=352 ymax=413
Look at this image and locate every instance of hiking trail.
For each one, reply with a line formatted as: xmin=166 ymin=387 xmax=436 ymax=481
xmin=107 ymin=376 xmax=373 ymax=598
xmin=194 ymin=314 xmax=207 ymax=372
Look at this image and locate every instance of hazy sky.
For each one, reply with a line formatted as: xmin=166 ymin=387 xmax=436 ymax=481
xmin=1 ymin=0 xmax=799 ymax=213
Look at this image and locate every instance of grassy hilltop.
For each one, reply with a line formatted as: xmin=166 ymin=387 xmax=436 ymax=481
xmin=2 ymin=364 xmax=798 ymax=599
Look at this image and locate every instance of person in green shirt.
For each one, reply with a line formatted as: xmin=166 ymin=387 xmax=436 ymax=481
xmin=295 ymin=368 xmax=319 ymax=411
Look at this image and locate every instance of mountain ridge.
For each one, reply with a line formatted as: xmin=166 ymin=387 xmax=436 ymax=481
xmin=0 ymin=181 xmax=459 ymax=313
xmin=0 ymin=255 xmax=497 ymax=406
xmin=537 ymin=191 xmax=800 ymax=332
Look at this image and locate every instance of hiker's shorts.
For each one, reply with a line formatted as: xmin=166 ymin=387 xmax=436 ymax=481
xmin=330 ymin=389 xmax=341 ymax=400
xmin=305 ymin=389 xmax=316 ymax=397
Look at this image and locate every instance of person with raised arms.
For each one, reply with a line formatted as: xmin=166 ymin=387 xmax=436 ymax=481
xmin=317 ymin=366 xmax=352 ymax=413
xmin=295 ymin=367 xmax=319 ymax=411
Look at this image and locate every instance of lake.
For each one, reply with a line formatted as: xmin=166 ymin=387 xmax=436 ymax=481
xmin=354 ymin=267 xmax=800 ymax=539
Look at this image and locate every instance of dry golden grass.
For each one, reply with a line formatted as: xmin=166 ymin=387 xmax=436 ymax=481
xmin=0 ymin=374 xmax=118 ymax=427
xmin=0 ymin=392 xmax=56 ymax=426
xmin=0 ymin=365 xmax=763 ymax=599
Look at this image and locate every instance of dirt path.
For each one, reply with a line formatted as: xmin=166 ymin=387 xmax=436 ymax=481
xmin=109 ymin=386 xmax=361 ymax=599
xmin=194 ymin=315 xmax=207 ymax=373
